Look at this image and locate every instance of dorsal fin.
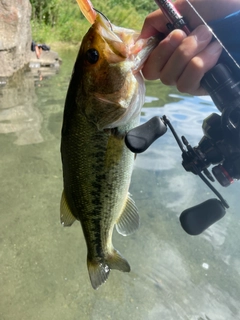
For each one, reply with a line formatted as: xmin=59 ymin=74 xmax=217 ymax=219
xmin=60 ymin=190 xmax=76 ymax=227
xmin=116 ymin=193 xmax=139 ymax=236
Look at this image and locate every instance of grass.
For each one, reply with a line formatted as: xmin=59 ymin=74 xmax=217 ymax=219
xmin=30 ymin=0 xmax=154 ymax=44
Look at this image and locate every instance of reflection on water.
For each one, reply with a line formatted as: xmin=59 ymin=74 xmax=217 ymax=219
xmin=1 ymin=48 xmax=240 ymax=320
xmin=0 ymin=70 xmax=43 ymax=145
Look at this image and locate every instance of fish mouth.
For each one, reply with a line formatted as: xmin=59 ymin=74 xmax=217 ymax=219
xmin=93 ymin=14 xmax=133 ymax=60
xmin=87 ymin=13 xmax=159 ymax=129
xmin=76 ymin=0 xmax=159 ymax=66
xmin=94 ymin=13 xmax=158 ymax=68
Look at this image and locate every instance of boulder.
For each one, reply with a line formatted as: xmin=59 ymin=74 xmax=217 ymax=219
xmin=0 ymin=0 xmax=32 ymax=77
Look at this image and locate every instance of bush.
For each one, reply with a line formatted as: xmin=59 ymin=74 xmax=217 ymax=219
xmin=30 ymin=0 xmax=158 ymax=43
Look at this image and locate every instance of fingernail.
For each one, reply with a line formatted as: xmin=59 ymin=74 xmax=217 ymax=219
xmin=193 ymin=25 xmax=212 ymax=42
xmin=206 ymin=40 xmax=223 ymax=55
xmin=166 ymin=30 xmax=186 ymax=47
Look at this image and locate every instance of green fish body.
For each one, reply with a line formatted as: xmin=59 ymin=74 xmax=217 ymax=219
xmin=60 ymin=14 xmax=158 ymax=289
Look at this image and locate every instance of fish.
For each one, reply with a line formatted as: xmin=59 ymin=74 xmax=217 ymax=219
xmin=60 ymin=0 xmax=158 ymax=289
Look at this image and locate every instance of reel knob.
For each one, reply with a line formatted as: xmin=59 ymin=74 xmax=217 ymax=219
xmin=180 ymin=198 xmax=226 ymax=235
xmin=125 ymin=116 xmax=167 ymax=153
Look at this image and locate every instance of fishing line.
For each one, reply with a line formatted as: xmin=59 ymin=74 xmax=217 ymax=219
xmin=93 ymin=8 xmax=113 ymax=30
xmin=184 ymin=0 xmax=240 ymax=69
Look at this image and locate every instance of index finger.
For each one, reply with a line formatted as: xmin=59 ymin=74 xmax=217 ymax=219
xmin=140 ymin=9 xmax=169 ymax=39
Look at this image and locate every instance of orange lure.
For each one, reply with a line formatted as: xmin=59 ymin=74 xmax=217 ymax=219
xmin=76 ymin=0 xmax=97 ymax=24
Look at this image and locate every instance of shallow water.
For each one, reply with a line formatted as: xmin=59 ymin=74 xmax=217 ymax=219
xmin=1 ymin=48 xmax=240 ymax=320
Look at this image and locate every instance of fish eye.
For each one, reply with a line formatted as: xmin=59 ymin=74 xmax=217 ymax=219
xmin=85 ymin=49 xmax=99 ymax=64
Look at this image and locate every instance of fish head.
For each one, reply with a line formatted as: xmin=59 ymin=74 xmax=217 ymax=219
xmin=74 ymin=13 xmax=158 ymax=130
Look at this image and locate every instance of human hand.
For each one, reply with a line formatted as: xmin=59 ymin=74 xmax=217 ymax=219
xmin=142 ymin=23 xmax=222 ymax=95
xmin=141 ymin=0 xmax=240 ymax=95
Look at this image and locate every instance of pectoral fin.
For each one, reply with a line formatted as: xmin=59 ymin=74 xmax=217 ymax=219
xmin=60 ymin=190 xmax=76 ymax=227
xmin=116 ymin=193 xmax=139 ymax=236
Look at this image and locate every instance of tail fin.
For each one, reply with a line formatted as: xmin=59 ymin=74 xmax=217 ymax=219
xmin=87 ymin=250 xmax=130 ymax=290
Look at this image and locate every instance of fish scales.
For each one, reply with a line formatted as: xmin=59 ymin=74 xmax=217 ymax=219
xmin=62 ymin=112 xmax=136 ymax=243
xmin=60 ymin=11 xmax=158 ymax=289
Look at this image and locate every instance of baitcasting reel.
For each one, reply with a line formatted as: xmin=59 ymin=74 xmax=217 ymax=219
xmin=125 ymin=62 xmax=240 ymax=235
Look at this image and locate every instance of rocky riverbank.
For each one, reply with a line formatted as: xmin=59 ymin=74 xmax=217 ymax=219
xmin=0 ymin=0 xmax=32 ymax=78
xmin=0 ymin=0 xmax=61 ymax=80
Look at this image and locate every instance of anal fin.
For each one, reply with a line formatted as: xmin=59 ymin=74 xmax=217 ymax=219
xmin=60 ymin=190 xmax=76 ymax=227
xmin=116 ymin=193 xmax=139 ymax=236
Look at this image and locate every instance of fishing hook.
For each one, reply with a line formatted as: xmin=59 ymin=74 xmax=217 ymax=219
xmin=93 ymin=8 xmax=113 ymax=30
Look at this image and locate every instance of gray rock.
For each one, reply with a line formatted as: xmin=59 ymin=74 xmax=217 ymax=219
xmin=0 ymin=0 xmax=32 ymax=77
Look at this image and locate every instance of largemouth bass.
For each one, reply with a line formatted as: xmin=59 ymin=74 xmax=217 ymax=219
xmin=60 ymin=1 xmax=158 ymax=290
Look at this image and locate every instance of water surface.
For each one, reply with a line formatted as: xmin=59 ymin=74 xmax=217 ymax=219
xmin=1 ymin=48 xmax=240 ymax=320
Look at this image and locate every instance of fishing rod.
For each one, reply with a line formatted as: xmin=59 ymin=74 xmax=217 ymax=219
xmin=125 ymin=0 xmax=240 ymax=235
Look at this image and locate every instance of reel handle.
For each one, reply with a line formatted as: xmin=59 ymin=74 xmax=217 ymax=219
xmin=180 ymin=199 xmax=226 ymax=235
xmin=125 ymin=116 xmax=167 ymax=153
